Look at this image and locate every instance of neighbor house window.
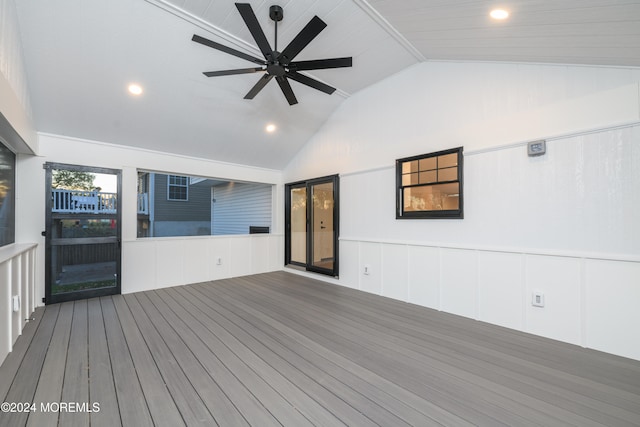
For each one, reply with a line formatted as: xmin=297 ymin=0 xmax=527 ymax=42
xmin=396 ymin=147 xmax=463 ymax=219
xmin=167 ymin=175 xmax=188 ymax=201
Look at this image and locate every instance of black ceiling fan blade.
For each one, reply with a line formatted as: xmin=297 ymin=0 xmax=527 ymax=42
xmin=288 ymin=57 xmax=352 ymax=71
xmin=203 ymin=67 xmax=264 ymax=77
xmin=286 ymin=71 xmax=336 ymax=95
xmin=278 ymin=16 xmax=327 ymax=65
xmin=276 ymin=76 xmax=298 ymax=105
xmin=192 ymin=34 xmax=266 ymax=66
xmin=244 ymin=74 xmax=274 ymax=100
xmin=235 ymin=3 xmax=274 ymax=61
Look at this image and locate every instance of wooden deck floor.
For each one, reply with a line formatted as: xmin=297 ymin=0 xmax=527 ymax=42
xmin=1 ymin=271 xmax=639 ymax=426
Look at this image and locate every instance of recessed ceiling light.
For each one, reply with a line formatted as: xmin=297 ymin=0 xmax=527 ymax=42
xmin=128 ymin=84 xmax=143 ymax=96
xmin=490 ymin=9 xmax=509 ymax=20
xmin=265 ymin=123 xmax=277 ymax=133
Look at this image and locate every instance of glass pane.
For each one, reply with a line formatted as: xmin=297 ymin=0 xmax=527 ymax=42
xmin=401 ymin=160 xmax=419 ymax=174
xmin=50 ymin=241 xmax=118 ymax=295
xmin=438 ymin=153 xmax=458 ymax=168
xmin=438 ymin=167 xmax=458 ymax=182
xmin=311 ymin=182 xmax=334 ymax=270
xmin=402 ymin=172 xmax=419 ymax=186
xmin=290 ymin=187 xmax=307 ymax=264
xmin=0 ymin=142 xmax=15 ymax=247
xmin=51 ymin=170 xmax=117 ymax=214
xmin=418 ymin=157 xmax=437 ymax=171
xmin=53 ymin=218 xmax=118 ymax=239
xmin=419 ymin=170 xmax=437 ymax=184
xmin=404 ymin=183 xmax=459 ymax=212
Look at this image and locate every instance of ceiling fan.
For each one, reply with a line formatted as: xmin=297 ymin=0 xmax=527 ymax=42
xmin=192 ymin=3 xmax=352 ymax=106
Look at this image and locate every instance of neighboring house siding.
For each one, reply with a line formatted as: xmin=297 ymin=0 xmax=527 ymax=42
xmin=213 ymin=182 xmax=272 ymax=235
xmin=153 ymin=174 xmax=210 ymax=222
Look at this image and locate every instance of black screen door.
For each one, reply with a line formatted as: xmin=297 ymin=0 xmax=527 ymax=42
xmin=44 ymin=163 xmax=122 ymax=304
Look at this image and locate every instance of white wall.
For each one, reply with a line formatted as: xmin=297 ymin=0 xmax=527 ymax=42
xmin=17 ymin=133 xmax=284 ymax=301
xmin=0 ymin=0 xmax=36 ymax=152
xmin=283 ymin=61 xmax=640 ymax=361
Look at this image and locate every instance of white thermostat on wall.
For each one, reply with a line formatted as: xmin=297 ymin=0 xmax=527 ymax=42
xmin=527 ymin=140 xmax=546 ymax=157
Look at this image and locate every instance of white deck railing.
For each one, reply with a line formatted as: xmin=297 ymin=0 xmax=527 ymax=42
xmin=50 ymin=190 xmax=149 ymax=214
xmin=137 ymin=193 xmax=149 ymax=215
xmin=0 ymin=243 xmax=37 ymax=367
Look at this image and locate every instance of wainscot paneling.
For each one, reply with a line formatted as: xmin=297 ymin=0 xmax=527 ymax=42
xmin=208 ymin=237 xmax=231 ymax=280
xmin=477 ymin=251 xmax=524 ymax=331
xmin=381 ymin=244 xmax=409 ymax=301
xmin=331 ymin=239 xmax=640 ymax=361
xmin=585 ymin=259 xmax=640 ymax=360
xmin=182 ymin=238 xmax=210 ymax=285
xmin=122 ymin=235 xmax=283 ymax=294
xmin=440 ymin=248 xmax=478 ymax=320
xmin=358 ymin=241 xmax=382 ymax=294
xmin=338 ymin=240 xmax=359 ymax=289
xmin=407 ymin=245 xmax=439 ymax=310
xmin=525 ymin=255 xmax=582 ymax=346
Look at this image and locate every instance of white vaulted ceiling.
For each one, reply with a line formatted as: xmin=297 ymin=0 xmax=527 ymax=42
xmin=13 ymin=0 xmax=640 ymax=169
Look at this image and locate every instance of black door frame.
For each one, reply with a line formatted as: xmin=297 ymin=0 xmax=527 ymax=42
xmin=285 ymin=174 xmax=339 ymax=277
xmin=44 ymin=162 xmax=122 ymax=304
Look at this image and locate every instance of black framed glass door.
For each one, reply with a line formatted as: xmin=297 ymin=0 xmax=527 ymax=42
xmin=285 ymin=175 xmax=339 ymax=277
xmin=44 ymin=163 xmax=122 ymax=304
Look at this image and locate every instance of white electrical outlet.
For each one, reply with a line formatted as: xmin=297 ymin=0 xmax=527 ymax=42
xmin=363 ymin=264 xmax=371 ymax=275
xmin=12 ymin=295 xmax=20 ymax=312
xmin=532 ymin=290 xmax=545 ymax=308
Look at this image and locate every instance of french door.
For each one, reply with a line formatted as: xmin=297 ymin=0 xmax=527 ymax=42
xmin=285 ymin=175 xmax=339 ymax=277
xmin=44 ymin=163 xmax=122 ymax=304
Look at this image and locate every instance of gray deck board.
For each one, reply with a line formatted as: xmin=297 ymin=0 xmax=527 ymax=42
xmin=122 ymin=293 xmax=216 ymax=426
xmin=270 ymin=273 xmax=640 ymax=423
xmin=142 ymin=290 xmax=252 ymax=427
xmin=59 ymin=300 xmax=89 ymax=427
xmin=0 ymin=304 xmax=59 ymax=427
xmin=149 ymin=288 xmax=315 ymax=427
xmin=0 ymin=307 xmax=44 ymax=402
xmin=26 ymin=302 xmax=74 ymax=427
xmin=1 ymin=271 xmax=639 ymax=426
xmin=87 ymin=298 xmax=121 ymax=427
xmin=151 ymin=286 xmax=280 ymax=427
xmin=171 ymin=285 xmax=405 ymax=427
xmin=100 ymin=296 xmax=153 ymax=427
xmin=167 ymin=286 xmax=375 ymax=427
xmin=250 ymin=273 xmax=639 ymax=425
xmin=111 ymin=294 xmax=185 ymax=427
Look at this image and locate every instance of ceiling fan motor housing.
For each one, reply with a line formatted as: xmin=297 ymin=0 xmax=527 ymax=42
xmin=269 ymin=5 xmax=283 ymax=22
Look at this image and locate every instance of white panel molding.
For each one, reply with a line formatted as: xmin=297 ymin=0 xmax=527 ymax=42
xmin=452 ymin=83 xmax=640 ymax=154
xmin=340 ymin=237 xmax=640 ymax=263
xmin=294 ymin=238 xmax=640 ymax=360
xmin=338 ymin=121 xmax=640 ymax=181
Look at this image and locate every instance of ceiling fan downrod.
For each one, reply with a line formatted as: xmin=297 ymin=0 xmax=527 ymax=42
xmin=270 ymin=5 xmax=283 ymax=53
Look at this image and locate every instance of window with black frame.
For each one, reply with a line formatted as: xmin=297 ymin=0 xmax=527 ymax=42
xmin=396 ymin=147 xmax=463 ymax=219
xmin=0 ymin=140 xmax=16 ymax=246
